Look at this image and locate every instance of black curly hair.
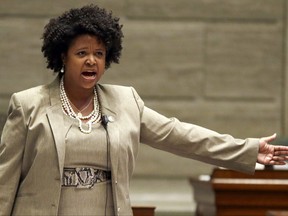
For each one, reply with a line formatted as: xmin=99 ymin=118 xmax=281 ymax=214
xmin=41 ymin=4 xmax=124 ymax=73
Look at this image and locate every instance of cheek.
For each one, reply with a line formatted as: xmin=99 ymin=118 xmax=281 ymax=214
xmin=66 ymin=58 xmax=83 ymax=69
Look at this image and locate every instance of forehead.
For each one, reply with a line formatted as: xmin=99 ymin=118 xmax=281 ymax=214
xmin=69 ymin=34 xmax=105 ymax=49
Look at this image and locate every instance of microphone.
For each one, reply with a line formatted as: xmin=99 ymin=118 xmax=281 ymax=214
xmin=101 ymin=115 xmax=109 ymax=129
xmin=102 ymin=114 xmax=110 ymax=216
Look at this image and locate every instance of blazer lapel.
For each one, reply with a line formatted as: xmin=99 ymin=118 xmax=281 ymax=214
xmin=46 ymin=77 xmax=72 ymax=178
xmin=97 ymin=84 xmax=119 ymax=179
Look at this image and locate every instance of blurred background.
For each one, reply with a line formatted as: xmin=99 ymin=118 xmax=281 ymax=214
xmin=0 ymin=0 xmax=288 ymax=215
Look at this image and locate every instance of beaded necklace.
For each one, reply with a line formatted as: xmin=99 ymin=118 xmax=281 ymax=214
xmin=59 ymin=77 xmax=101 ymax=134
xmin=68 ymin=97 xmax=92 ymax=117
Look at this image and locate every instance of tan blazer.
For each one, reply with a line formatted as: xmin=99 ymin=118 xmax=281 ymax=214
xmin=0 ymin=77 xmax=259 ymax=216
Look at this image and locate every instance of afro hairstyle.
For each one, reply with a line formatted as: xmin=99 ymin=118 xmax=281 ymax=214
xmin=41 ymin=4 xmax=124 ymax=72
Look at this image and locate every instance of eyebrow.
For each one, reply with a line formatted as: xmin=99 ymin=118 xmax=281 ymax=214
xmin=75 ymin=47 xmax=105 ymax=51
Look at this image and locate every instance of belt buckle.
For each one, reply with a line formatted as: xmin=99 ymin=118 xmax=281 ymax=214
xmin=75 ymin=167 xmax=95 ymax=189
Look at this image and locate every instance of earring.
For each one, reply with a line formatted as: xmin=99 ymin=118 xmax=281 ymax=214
xmin=60 ymin=66 xmax=64 ymax=73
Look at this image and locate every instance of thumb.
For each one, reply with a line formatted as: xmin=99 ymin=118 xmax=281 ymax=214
xmin=261 ymin=133 xmax=277 ymax=143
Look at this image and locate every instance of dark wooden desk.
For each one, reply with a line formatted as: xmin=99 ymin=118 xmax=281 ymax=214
xmin=190 ymin=168 xmax=288 ymax=216
xmin=132 ymin=206 xmax=156 ymax=216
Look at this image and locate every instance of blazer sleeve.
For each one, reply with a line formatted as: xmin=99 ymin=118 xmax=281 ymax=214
xmin=0 ymin=93 xmax=27 ymax=216
xmin=131 ymin=87 xmax=259 ymax=174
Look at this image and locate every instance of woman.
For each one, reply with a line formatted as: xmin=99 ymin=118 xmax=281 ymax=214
xmin=1 ymin=4 xmax=288 ymax=216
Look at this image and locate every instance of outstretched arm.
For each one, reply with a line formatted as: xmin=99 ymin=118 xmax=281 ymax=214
xmin=257 ymin=133 xmax=288 ymax=165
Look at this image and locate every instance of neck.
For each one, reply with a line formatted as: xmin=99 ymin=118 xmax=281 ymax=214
xmin=66 ymin=88 xmax=94 ymax=106
xmin=62 ymin=81 xmax=95 ymax=112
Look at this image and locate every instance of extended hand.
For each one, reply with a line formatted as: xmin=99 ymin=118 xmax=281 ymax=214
xmin=257 ymin=133 xmax=288 ymax=165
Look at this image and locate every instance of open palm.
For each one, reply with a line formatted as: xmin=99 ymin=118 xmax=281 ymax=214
xmin=257 ymin=133 xmax=288 ymax=165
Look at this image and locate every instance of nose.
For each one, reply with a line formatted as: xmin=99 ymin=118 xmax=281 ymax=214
xmin=86 ymin=55 xmax=96 ymax=66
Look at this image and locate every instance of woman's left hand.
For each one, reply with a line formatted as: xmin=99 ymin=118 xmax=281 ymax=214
xmin=257 ymin=133 xmax=288 ymax=165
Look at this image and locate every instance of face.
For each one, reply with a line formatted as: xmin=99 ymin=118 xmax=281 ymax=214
xmin=62 ymin=34 xmax=106 ymax=92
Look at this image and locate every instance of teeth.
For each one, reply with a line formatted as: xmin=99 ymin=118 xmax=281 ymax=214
xmin=82 ymin=72 xmax=96 ymax=76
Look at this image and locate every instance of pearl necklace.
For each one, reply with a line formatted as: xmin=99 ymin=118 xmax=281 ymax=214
xmin=59 ymin=77 xmax=101 ymax=134
xmin=68 ymin=97 xmax=92 ymax=118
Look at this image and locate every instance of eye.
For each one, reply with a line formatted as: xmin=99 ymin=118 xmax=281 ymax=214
xmin=95 ymin=51 xmax=105 ymax=58
xmin=76 ymin=51 xmax=86 ymax=57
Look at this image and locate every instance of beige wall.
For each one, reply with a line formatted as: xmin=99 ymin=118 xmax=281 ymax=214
xmin=1 ymin=1 xmax=286 ymax=214
xmin=1 ymin=0 xmax=285 ymax=175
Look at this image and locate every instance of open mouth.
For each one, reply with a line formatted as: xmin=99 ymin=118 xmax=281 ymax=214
xmin=81 ymin=71 xmax=97 ymax=79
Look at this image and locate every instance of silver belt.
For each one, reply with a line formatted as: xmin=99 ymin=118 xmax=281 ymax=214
xmin=62 ymin=167 xmax=111 ymax=188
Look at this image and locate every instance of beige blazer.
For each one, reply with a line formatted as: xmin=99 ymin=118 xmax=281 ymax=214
xmin=0 ymin=77 xmax=259 ymax=216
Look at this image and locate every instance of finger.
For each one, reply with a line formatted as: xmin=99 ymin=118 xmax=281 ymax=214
xmin=272 ymin=156 xmax=288 ymax=161
xmin=269 ymin=161 xmax=286 ymax=165
xmin=274 ymin=146 xmax=288 ymax=152
xmin=274 ymin=150 xmax=288 ymax=155
xmin=262 ymin=133 xmax=277 ymax=143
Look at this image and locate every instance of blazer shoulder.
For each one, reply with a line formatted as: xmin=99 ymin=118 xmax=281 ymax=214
xmin=11 ymin=84 xmax=50 ymax=110
xmin=14 ymin=83 xmax=48 ymax=97
xmin=98 ymin=84 xmax=144 ymax=113
xmin=98 ymin=84 xmax=138 ymax=98
xmin=16 ymin=84 xmax=48 ymax=95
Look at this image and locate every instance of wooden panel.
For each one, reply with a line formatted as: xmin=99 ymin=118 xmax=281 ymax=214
xmin=190 ymin=169 xmax=288 ymax=216
xmin=127 ymin=0 xmax=284 ymax=21
xmin=0 ymin=17 xmax=53 ymax=94
xmin=102 ymin=21 xmax=205 ymax=98
xmin=283 ymin=0 xmax=288 ymax=135
xmin=0 ymin=113 xmax=7 ymax=136
xmin=0 ymin=95 xmax=10 ymax=113
xmin=212 ymin=169 xmax=288 ymax=216
xmin=143 ymin=100 xmax=280 ymax=138
xmin=0 ymin=0 xmax=125 ymax=17
xmin=205 ymin=23 xmax=282 ymax=99
xmin=134 ymin=144 xmax=214 ymax=177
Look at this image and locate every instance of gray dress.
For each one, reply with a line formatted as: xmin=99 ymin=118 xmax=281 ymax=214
xmin=58 ymin=117 xmax=114 ymax=216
